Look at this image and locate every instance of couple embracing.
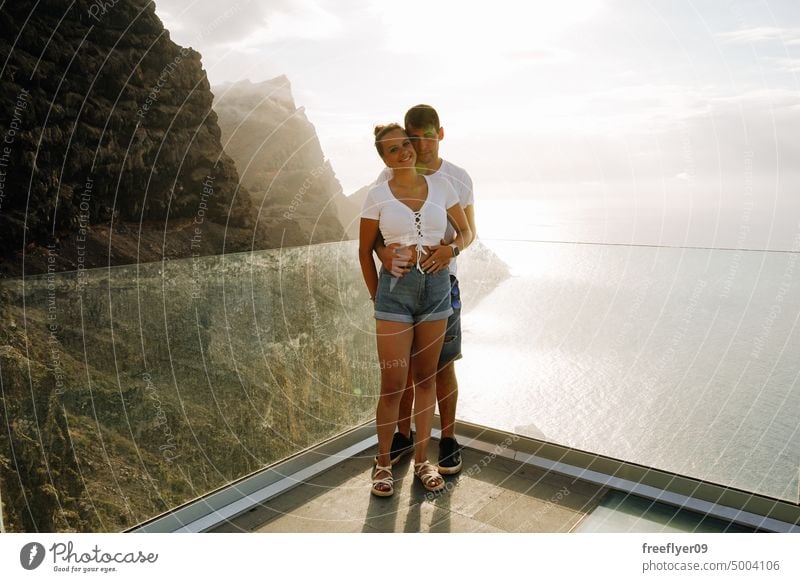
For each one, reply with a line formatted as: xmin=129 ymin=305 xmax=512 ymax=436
xmin=359 ymin=104 xmax=476 ymax=497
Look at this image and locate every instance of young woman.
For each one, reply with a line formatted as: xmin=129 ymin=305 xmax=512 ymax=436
xmin=359 ymin=124 xmax=472 ymax=496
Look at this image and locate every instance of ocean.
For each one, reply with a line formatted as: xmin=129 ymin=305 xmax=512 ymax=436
xmin=457 ymin=237 xmax=800 ymax=503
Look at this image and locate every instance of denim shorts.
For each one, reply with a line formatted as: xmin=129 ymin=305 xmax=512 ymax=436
xmin=439 ymin=276 xmax=462 ymax=366
xmin=374 ymin=267 xmax=453 ymax=324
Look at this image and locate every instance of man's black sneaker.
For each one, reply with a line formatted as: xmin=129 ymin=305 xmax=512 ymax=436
xmin=374 ymin=431 xmax=415 ymax=466
xmin=437 ymin=437 xmax=462 ymax=475
xmin=389 ymin=431 xmax=414 ymax=464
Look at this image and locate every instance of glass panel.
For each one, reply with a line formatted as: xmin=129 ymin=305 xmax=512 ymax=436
xmin=574 ymin=491 xmax=757 ymax=533
xmin=2 ymin=237 xmax=796 ymax=532
xmin=0 ymin=242 xmax=381 ymax=532
xmin=457 ymin=240 xmax=800 ymax=503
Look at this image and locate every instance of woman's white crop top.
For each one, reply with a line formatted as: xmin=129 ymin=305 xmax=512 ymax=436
xmin=361 ymin=174 xmax=459 ymax=249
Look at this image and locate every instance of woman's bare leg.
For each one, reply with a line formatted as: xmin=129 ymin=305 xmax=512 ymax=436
xmin=375 ymin=320 xmax=414 ymax=475
xmin=410 ymin=319 xmax=447 ymax=466
xmin=396 ymin=367 xmax=415 ymax=438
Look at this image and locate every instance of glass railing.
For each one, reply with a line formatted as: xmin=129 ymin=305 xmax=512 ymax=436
xmin=0 ymin=242 xmax=384 ymax=532
xmin=457 ymin=239 xmax=799 ymax=505
xmin=1 ymin=238 xmax=797 ymax=532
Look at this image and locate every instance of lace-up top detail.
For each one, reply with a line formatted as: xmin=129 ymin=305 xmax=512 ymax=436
xmin=361 ymin=174 xmax=459 ymax=262
xmin=412 ymin=210 xmax=427 ymax=273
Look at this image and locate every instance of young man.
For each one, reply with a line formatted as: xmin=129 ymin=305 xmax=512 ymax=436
xmin=374 ymin=104 xmax=476 ymax=474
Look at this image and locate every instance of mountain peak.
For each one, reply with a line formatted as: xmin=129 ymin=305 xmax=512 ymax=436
xmin=214 ymin=75 xmax=295 ymax=107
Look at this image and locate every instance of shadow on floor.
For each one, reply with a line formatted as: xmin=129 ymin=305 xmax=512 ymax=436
xmin=211 ymin=445 xmax=608 ymax=533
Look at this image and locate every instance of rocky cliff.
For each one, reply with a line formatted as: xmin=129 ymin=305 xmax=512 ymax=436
xmin=213 ymin=77 xmax=354 ymax=243
xmin=0 ymin=0 xmax=255 ymax=277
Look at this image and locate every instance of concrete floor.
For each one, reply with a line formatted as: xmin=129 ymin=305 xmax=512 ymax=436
xmin=211 ymin=443 xmax=608 ymax=533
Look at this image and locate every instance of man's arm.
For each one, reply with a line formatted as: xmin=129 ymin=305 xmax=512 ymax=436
xmin=462 ymin=203 xmax=476 ymax=249
xmin=420 ymin=171 xmax=477 ymax=273
xmin=374 ymin=232 xmax=413 ymax=277
xmin=421 ymin=203 xmax=473 ymax=274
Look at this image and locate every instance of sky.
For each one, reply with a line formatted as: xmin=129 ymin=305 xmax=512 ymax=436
xmin=154 ymin=0 xmax=800 ymax=248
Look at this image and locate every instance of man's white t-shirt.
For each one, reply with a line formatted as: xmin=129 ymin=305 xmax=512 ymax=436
xmin=361 ymin=174 xmax=459 ymax=250
xmin=372 ymin=160 xmax=474 ymax=276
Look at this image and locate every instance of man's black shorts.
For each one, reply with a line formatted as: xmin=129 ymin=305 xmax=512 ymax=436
xmin=438 ymin=275 xmax=462 ymax=367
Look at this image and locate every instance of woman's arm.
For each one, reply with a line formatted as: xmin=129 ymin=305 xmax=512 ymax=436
xmin=359 ymin=218 xmax=381 ymax=300
xmin=421 ymin=204 xmax=472 ymax=274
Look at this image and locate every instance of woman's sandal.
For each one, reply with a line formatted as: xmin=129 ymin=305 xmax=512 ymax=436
xmin=371 ymin=464 xmax=394 ymax=497
xmin=414 ymin=460 xmax=446 ymax=493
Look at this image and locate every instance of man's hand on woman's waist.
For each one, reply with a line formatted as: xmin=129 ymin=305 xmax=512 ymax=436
xmin=380 ymin=243 xmax=449 ymax=277
xmin=378 ymin=243 xmax=414 ymax=277
xmin=419 ymin=240 xmax=453 ymax=274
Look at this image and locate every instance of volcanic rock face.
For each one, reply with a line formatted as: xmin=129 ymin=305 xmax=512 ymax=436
xmin=213 ymin=77 xmax=353 ymax=244
xmin=0 ymin=0 xmax=253 ymax=276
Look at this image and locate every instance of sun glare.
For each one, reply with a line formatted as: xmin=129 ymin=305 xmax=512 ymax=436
xmin=374 ymin=1 xmax=604 ymax=56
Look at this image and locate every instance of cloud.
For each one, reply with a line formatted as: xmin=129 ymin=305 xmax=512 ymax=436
xmin=154 ymin=0 xmax=343 ymax=49
xmin=705 ymin=87 xmax=800 ymax=109
xmin=372 ymin=1 xmax=603 ymax=57
xmin=775 ymin=58 xmax=800 ymax=73
xmin=241 ymin=0 xmax=343 ymax=45
xmin=155 ymin=0 xmax=270 ymax=45
xmin=716 ymin=26 xmax=800 ymax=45
xmin=506 ymin=48 xmax=576 ymax=65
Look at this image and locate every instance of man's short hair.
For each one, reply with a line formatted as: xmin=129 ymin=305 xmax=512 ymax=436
xmin=404 ymin=104 xmax=440 ymax=131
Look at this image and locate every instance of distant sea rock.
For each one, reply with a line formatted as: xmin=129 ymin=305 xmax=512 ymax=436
xmin=213 ymin=77 xmax=353 ymax=244
xmin=0 ymin=0 xmax=257 ymax=277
